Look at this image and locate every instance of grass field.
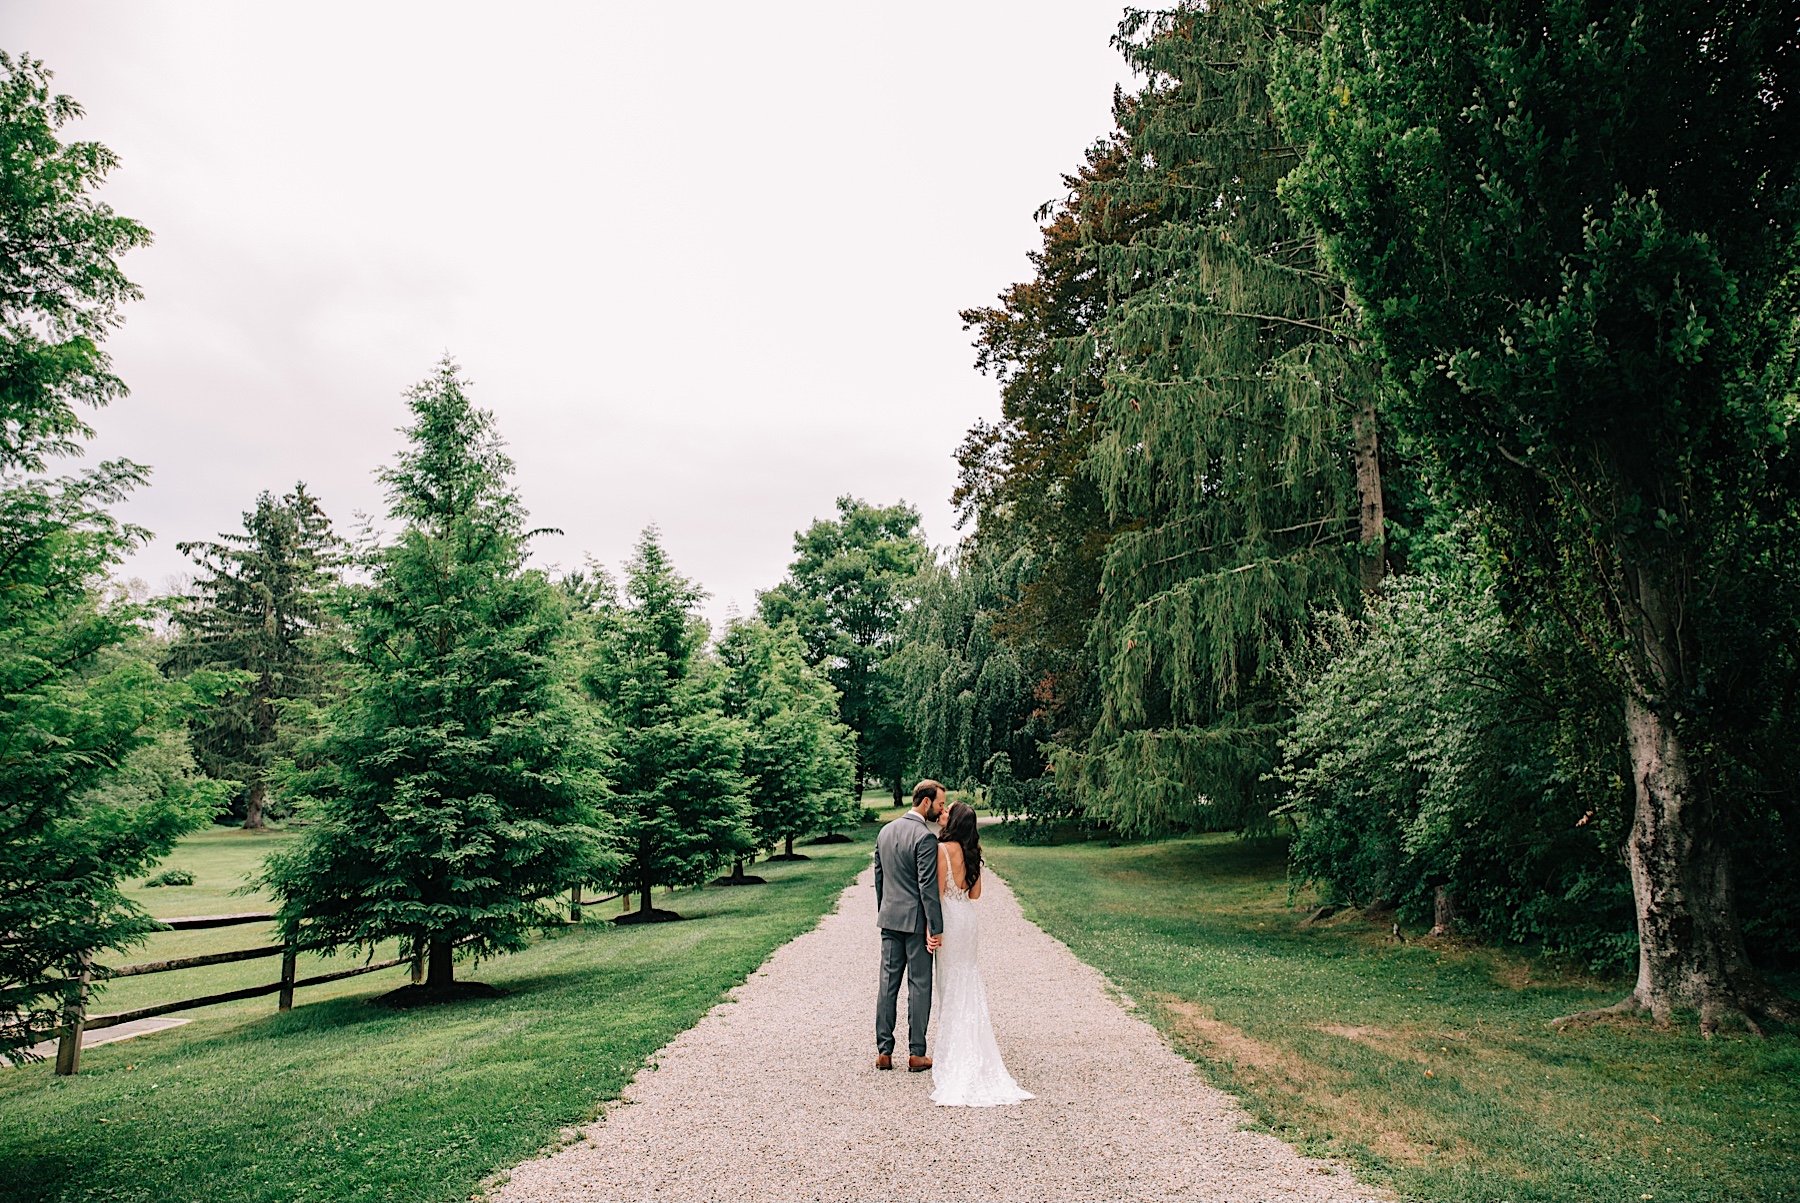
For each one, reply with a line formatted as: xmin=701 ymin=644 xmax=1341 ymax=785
xmin=0 ymin=824 xmax=875 ymax=1203
xmin=987 ymin=831 xmax=1800 ymax=1203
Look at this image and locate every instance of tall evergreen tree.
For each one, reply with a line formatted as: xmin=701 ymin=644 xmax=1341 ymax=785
xmin=0 ymin=53 xmax=227 ymax=1060
xmin=1065 ymin=3 xmax=1382 ymax=834
xmin=582 ymin=529 xmax=749 ymax=921
xmin=758 ymin=497 xmax=928 ymax=804
xmin=954 ymin=133 xmax=1154 ymax=755
xmin=717 ymin=617 xmax=855 ymax=867
xmin=167 ymin=484 xmax=340 ymax=828
xmin=261 ymin=360 xmax=610 ymax=997
xmin=1278 ymin=0 xmax=1800 ymax=1031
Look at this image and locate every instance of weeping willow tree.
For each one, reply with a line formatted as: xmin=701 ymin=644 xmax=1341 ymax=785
xmin=890 ymin=535 xmax=1046 ymax=792
xmin=1064 ymin=1 xmax=1384 ymax=834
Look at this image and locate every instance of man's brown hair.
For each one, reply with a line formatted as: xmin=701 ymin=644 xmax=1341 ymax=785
xmin=912 ymin=779 xmax=944 ymax=806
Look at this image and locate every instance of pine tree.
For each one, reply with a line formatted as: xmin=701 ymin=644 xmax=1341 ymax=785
xmin=0 ymin=53 xmax=227 ymax=1061
xmin=261 ymin=360 xmax=611 ymax=998
xmin=757 ymin=497 xmax=928 ymax=805
xmin=717 ymin=617 xmax=855 ymax=873
xmin=1065 ymin=2 xmax=1382 ymax=834
xmin=167 ymin=484 xmax=340 ymax=828
xmin=582 ymin=529 xmax=749 ymax=922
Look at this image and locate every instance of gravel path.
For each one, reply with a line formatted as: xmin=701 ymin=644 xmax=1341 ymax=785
xmin=492 ymin=866 xmax=1384 ymax=1203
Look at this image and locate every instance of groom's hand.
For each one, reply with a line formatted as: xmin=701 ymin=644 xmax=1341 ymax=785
xmin=926 ymin=932 xmax=943 ymax=953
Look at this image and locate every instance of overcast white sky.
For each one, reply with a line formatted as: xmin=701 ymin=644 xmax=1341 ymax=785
xmin=12 ymin=2 xmax=1134 ymax=625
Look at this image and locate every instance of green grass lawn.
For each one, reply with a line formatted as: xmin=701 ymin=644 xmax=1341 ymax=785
xmin=0 ymin=825 xmax=875 ymax=1203
xmin=987 ymin=831 xmax=1800 ymax=1203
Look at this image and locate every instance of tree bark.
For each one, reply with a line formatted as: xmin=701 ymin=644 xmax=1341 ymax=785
xmin=425 ymin=938 xmax=454 ymax=991
xmin=891 ymin=777 xmax=903 ymax=806
xmin=784 ymin=834 xmax=794 ymax=857
xmin=1557 ymin=560 xmax=1797 ymax=1035
xmin=1429 ymin=885 xmax=1456 ymax=938
xmin=243 ymin=779 xmax=266 ymax=830
xmin=641 ymin=875 xmax=653 ymax=919
xmin=1352 ymin=394 xmax=1385 ymax=593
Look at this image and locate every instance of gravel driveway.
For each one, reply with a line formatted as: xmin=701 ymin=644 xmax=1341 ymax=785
xmin=491 ymin=865 xmax=1384 ymax=1203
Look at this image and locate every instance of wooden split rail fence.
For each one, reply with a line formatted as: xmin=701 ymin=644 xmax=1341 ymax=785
xmin=50 ymin=886 xmax=626 ymax=1076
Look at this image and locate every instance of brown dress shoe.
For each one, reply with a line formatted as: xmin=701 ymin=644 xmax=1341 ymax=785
xmin=907 ymin=1055 xmax=932 ymax=1072
xmin=875 ymin=1053 xmax=893 ymax=1070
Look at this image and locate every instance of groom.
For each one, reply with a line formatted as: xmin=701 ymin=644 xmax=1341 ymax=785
xmin=873 ymin=779 xmax=946 ymax=1072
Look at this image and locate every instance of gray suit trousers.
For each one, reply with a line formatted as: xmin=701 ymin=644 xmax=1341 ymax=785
xmin=875 ymin=926 xmax=932 ymax=1057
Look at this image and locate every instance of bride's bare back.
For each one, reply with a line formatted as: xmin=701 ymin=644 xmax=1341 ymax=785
xmin=939 ymin=841 xmax=982 ymax=900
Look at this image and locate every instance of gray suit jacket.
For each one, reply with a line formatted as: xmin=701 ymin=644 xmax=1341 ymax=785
xmin=873 ymin=812 xmax=944 ymax=936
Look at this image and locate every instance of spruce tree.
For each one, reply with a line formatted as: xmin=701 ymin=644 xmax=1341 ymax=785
xmin=717 ymin=617 xmax=854 ymax=871
xmin=1066 ymin=3 xmax=1382 ymax=834
xmin=0 ymin=53 xmax=227 ymax=1060
xmin=582 ymin=529 xmax=748 ymax=922
xmin=167 ymin=484 xmax=340 ymax=828
xmin=261 ymin=360 xmax=610 ymax=998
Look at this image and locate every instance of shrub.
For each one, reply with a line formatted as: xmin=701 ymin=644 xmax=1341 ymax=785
xmin=1276 ymin=546 xmax=1637 ymax=972
xmin=144 ymin=867 xmax=196 ymax=888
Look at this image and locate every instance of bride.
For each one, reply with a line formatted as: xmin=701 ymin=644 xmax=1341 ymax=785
xmin=929 ymin=801 xmax=1033 ymax=1107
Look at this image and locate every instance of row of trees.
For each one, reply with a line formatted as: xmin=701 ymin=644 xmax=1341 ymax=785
xmin=0 ymin=47 xmax=879 ymax=1051
xmin=897 ymin=2 xmax=1799 ymax=1034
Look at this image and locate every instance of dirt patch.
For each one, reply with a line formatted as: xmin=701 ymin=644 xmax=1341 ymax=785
xmin=1152 ymin=994 xmax=1439 ymax=1167
xmin=1316 ymin=1023 xmax=1395 ymax=1043
xmin=1158 ymin=997 xmax=1303 ymax=1076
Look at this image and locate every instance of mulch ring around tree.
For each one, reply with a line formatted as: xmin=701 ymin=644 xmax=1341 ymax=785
xmin=374 ymin=981 xmax=508 ymax=1008
xmin=613 ymin=908 xmax=685 ymax=925
xmin=712 ymin=873 xmax=768 ymax=886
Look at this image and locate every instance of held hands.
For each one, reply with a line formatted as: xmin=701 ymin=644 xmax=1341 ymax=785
xmin=927 ymin=932 xmax=943 ymax=953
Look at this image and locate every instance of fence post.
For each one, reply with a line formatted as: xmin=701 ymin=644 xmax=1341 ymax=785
xmin=54 ymin=952 xmax=94 ymax=1077
xmin=569 ymin=884 xmax=582 ymax=924
xmin=278 ymin=945 xmax=298 ymax=1012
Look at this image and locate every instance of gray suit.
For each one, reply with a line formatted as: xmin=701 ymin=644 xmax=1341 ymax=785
xmin=873 ymin=811 xmax=944 ymax=1058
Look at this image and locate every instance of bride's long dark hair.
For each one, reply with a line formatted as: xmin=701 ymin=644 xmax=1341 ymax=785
xmin=942 ymin=801 xmax=982 ymax=891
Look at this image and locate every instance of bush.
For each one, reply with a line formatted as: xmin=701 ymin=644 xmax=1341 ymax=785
xmin=144 ymin=867 xmax=196 ymax=888
xmin=1276 ymin=546 xmax=1637 ymax=972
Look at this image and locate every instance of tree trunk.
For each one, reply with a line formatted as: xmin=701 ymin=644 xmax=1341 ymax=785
xmin=243 ymin=779 xmax=267 ymax=830
xmin=1557 ymin=561 xmax=1797 ymax=1035
xmin=891 ymin=777 xmax=903 ymax=806
xmin=1352 ymin=394 xmax=1385 ymax=593
xmin=425 ymin=938 xmax=454 ymax=991
xmin=641 ymin=876 xmax=653 ymax=919
xmin=1429 ymin=885 xmax=1456 ymax=938
xmin=785 ymin=834 xmax=794 ymax=857
xmin=853 ymin=742 xmax=865 ymax=802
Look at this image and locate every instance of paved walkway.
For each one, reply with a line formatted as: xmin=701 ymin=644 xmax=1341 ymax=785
xmin=7 ymin=1017 xmax=190 ymax=1068
xmin=493 ymin=867 xmax=1383 ymax=1203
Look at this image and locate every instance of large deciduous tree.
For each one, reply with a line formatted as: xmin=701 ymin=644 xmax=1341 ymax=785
xmin=582 ymin=529 xmax=749 ymax=921
xmin=167 ymin=484 xmax=340 ymax=829
xmin=0 ymin=52 xmax=227 ymax=1060
xmin=758 ymin=497 xmax=928 ymax=804
xmin=1278 ymin=1 xmax=1800 ymax=1030
xmin=261 ymin=360 xmax=610 ymax=998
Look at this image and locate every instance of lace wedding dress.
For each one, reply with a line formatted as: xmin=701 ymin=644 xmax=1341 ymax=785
xmin=930 ymin=880 xmax=1033 ymax=1107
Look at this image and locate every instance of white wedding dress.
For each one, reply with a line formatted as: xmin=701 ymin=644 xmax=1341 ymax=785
xmin=930 ymin=878 xmax=1033 ymax=1107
